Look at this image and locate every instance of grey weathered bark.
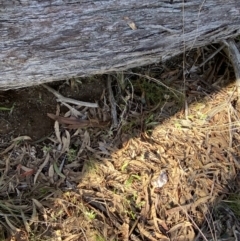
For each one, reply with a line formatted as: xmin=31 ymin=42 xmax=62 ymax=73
xmin=1 ymin=0 xmax=240 ymax=89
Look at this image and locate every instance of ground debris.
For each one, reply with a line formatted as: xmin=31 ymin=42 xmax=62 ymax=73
xmin=0 ymin=44 xmax=240 ymax=240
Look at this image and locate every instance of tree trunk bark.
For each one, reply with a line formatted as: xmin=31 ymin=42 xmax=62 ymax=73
xmin=1 ymin=0 xmax=240 ymax=89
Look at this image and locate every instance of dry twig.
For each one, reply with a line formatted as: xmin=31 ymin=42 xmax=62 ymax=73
xmin=222 ymin=39 xmax=240 ymax=94
xmin=107 ymin=75 xmax=118 ymax=127
xmin=42 ymin=84 xmax=98 ymax=108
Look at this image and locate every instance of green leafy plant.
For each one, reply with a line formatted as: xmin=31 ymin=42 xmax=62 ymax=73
xmin=85 ymin=210 xmax=96 ymax=220
xmin=67 ymin=148 xmax=77 ymax=162
xmin=95 ymin=234 xmax=106 ymax=241
xmin=224 ymin=194 xmax=240 ymax=217
xmin=0 ymin=103 xmax=15 ymax=114
xmin=42 ymin=146 xmax=52 ymax=153
xmin=121 ymin=161 xmax=129 ymax=172
xmin=125 ymin=175 xmax=141 ymax=188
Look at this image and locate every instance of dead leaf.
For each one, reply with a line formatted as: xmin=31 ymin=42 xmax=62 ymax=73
xmin=77 ymin=130 xmax=90 ymax=156
xmin=21 ymin=210 xmax=31 ymax=233
xmin=121 ymin=222 xmax=129 ymax=241
xmin=4 ymin=215 xmax=20 ymax=233
xmin=137 ymin=223 xmax=159 ymax=241
xmin=28 ymin=202 xmax=38 ymax=226
xmin=48 ymin=164 xmax=55 ymax=184
xmin=63 ymin=234 xmax=80 ymax=241
xmin=61 ymin=130 xmax=71 ymax=153
xmin=0 ymin=136 xmax=31 ymax=155
xmin=47 ymin=113 xmax=109 ymax=129
xmin=54 ymin=229 xmax=62 ymax=241
xmin=53 ymin=161 xmax=66 ymax=179
xmin=17 ymin=164 xmax=35 ymax=178
xmin=34 ymin=153 xmax=50 ymax=184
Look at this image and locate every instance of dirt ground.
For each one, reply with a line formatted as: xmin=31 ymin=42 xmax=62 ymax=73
xmin=0 ymin=78 xmax=105 ymax=142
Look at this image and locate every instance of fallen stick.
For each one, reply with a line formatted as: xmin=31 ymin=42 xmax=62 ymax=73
xmin=42 ymin=84 xmax=98 ymax=108
xmin=223 ymin=39 xmax=240 ymax=95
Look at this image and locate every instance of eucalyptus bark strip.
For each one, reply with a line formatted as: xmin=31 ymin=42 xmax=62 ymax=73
xmin=1 ymin=0 xmax=240 ymax=89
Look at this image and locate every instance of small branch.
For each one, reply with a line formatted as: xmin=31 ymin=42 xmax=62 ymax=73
xmin=42 ymin=84 xmax=98 ymax=108
xmin=199 ymin=45 xmax=225 ymax=68
xmin=107 ymin=75 xmax=118 ymax=127
xmin=222 ymin=39 xmax=240 ymax=95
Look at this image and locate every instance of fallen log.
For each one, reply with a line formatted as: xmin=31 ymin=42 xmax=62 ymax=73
xmin=0 ymin=0 xmax=240 ymax=89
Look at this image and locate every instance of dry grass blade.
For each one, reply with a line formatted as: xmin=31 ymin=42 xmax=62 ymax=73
xmin=53 ymin=161 xmax=66 ymax=179
xmin=121 ymin=222 xmax=129 ymax=241
xmin=4 ymin=215 xmax=20 ymax=233
xmin=137 ymin=223 xmax=161 ymax=241
xmin=21 ymin=210 xmax=31 ymax=233
xmin=63 ymin=234 xmax=81 ymax=241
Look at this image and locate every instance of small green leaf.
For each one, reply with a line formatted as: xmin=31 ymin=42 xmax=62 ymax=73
xmin=121 ymin=161 xmax=129 ymax=172
xmin=53 ymin=161 xmax=65 ymax=178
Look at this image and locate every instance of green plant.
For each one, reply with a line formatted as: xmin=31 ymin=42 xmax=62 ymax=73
xmin=0 ymin=103 xmax=15 ymax=114
xmin=42 ymin=146 xmax=52 ymax=153
xmin=126 ymin=210 xmax=136 ymax=220
xmin=174 ymin=121 xmax=182 ymax=129
xmin=224 ymin=194 xmax=240 ymax=217
xmin=83 ymin=159 xmax=98 ymax=174
xmin=95 ymin=234 xmax=106 ymax=241
xmin=137 ymin=201 xmax=146 ymax=208
xmin=121 ymin=161 xmax=129 ymax=172
xmin=85 ymin=210 xmax=96 ymax=220
xmin=122 ymin=120 xmax=138 ymax=133
xmin=67 ymin=148 xmax=77 ymax=162
xmin=125 ymin=175 xmax=141 ymax=188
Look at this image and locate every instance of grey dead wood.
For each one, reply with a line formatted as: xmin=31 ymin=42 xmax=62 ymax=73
xmin=223 ymin=39 xmax=240 ymax=93
xmin=1 ymin=0 xmax=240 ymax=89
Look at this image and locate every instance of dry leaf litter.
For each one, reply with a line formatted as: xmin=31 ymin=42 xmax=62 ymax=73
xmin=0 ymin=45 xmax=240 ymax=241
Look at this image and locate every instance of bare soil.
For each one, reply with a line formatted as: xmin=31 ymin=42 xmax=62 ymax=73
xmin=0 ymin=78 xmax=105 ymax=142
